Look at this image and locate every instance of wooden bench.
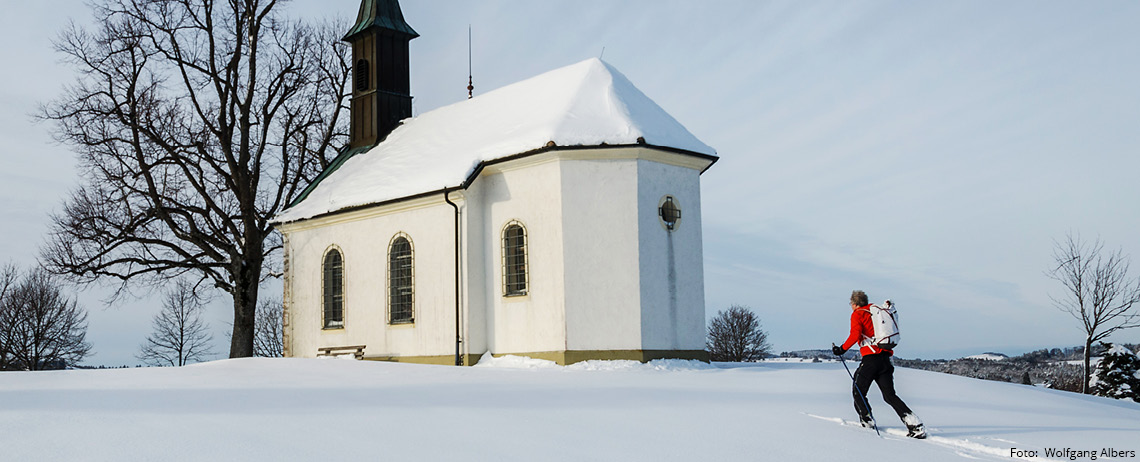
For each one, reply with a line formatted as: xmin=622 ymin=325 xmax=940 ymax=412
xmin=317 ymin=345 xmax=366 ymax=360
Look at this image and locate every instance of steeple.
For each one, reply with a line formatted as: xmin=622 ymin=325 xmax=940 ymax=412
xmin=344 ymin=0 xmax=419 ymax=150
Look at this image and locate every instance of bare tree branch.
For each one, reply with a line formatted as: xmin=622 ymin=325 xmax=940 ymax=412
xmin=1047 ymin=232 xmax=1140 ymax=393
xmin=706 ymin=305 xmax=772 ymax=362
xmin=137 ymin=280 xmax=216 ymax=366
xmin=0 ymin=268 xmax=92 ymax=370
xmin=254 ymin=297 xmax=283 ymax=357
xmin=39 ymin=0 xmax=350 ymax=357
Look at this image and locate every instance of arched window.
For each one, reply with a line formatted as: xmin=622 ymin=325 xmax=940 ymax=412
xmin=355 ymin=59 xmax=370 ymax=92
xmin=502 ymin=221 xmax=528 ymax=296
xmin=388 ymin=234 xmax=414 ymax=324
xmin=322 ymin=248 xmax=344 ymax=329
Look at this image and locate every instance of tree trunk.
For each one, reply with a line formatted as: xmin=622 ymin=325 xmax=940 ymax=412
xmin=1082 ymin=337 xmax=1093 ymax=394
xmin=230 ymin=283 xmax=258 ymax=358
xmin=229 ymin=251 xmax=262 ymax=358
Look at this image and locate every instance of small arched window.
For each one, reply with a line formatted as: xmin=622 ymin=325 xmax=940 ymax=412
xmin=355 ymin=59 xmax=370 ymax=92
xmin=502 ymin=221 xmax=528 ymax=296
xmin=388 ymin=234 xmax=414 ymax=324
xmin=322 ymin=248 xmax=344 ymax=329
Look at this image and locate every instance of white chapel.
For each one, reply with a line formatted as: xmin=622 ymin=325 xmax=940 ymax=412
xmin=271 ymin=0 xmax=718 ymax=365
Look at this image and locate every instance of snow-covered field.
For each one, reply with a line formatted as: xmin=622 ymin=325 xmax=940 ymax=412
xmin=2 ymin=357 xmax=1138 ymax=461
xmin=963 ymin=353 xmax=1009 ymax=361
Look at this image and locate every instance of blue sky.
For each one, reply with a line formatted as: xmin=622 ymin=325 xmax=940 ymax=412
xmin=1 ymin=1 xmax=1138 ymax=365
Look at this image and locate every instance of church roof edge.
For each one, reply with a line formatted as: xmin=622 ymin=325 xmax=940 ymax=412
xmin=274 ymin=143 xmax=717 ymax=227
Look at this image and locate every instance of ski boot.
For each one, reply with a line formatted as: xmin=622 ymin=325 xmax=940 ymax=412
xmin=858 ymin=415 xmax=876 ymax=430
xmin=903 ymin=413 xmax=927 ymax=439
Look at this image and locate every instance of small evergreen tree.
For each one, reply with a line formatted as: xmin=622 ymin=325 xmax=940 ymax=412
xmin=706 ymin=305 xmax=772 ymax=362
xmin=1089 ymin=342 xmax=1140 ymax=402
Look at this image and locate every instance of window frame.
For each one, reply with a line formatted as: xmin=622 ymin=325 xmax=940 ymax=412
xmin=321 ymin=246 xmax=345 ymax=330
xmin=501 ymin=220 xmax=529 ymax=297
xmin=658 ymin=195 xmax=682 ymax=231
xmin=387 ymin=233 xmax=415 ymax=325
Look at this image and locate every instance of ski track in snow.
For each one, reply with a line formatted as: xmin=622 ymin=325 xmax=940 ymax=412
xmin=804 ymin=413 xmax=1053 ymax=461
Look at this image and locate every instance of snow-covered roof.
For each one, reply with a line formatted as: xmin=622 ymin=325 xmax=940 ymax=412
xmin=274 ymin=58 xmax=716 ymax=224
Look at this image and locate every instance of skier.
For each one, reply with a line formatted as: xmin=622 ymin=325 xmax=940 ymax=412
xmin=833 ymin=290 xmax=927 ymax=439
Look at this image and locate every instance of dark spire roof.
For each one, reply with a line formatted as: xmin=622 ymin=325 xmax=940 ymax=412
xmin=343 ymin=0 xmax=419 ymax=41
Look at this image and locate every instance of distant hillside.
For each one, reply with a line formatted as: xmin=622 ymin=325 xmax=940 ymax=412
xmin=895 ymin=344 xmax=1139 ymax=393
xmin=779 ymin=344 xmax=1139 ymax=394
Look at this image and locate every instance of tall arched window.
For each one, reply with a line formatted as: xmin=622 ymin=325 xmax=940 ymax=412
xmin=322 ymin=248 xmax=344 ymax=329
xmin=388 ymin=234 xmax=414 ymax=324
xmin=502 ymin=221 xmax=528 ymax=296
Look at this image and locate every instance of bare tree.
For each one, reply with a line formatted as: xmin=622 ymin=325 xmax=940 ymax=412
xmin=707 ymin=305 xmax=772 ymax=362
xmin=138 ymin=280 xmax=216 ymax=366
xmin=1047 ymin=233 xmax=1140 ymax=393
xmin=0 ymin=269 xmax=92 ymax=370
xmin=253 ymin=297 xmax=283 ymax=357
xmin=39 ymin=0 xmax=351 ymax=358
xmin=0 ymin=264 xmax=20 ymax=370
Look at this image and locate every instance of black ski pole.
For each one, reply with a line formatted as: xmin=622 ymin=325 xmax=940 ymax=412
xmin=834 ymin=343 xmax=880 ymax=437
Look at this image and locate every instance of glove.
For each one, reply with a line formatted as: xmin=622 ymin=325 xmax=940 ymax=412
xmin=832 ymin=345 xmax=847 ymax=356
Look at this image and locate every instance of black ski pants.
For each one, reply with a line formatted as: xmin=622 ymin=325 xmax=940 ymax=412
xmin=853 ymin=353 xmax=913 ymax=422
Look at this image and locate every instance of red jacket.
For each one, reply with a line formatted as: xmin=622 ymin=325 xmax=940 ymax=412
xmin=842 ymin=305 xmax=892 ymax=356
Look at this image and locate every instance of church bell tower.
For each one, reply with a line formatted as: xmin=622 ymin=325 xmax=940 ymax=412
xmin=344 ymin=0 xmax=418 ymax=149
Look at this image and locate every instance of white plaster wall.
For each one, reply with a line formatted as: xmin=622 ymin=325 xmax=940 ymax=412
xmin=475 ymin=159 xmax=568 ymax=355
xmin=282 ymin=147 xmax=710 ymax=360
xmin=283 ymin=200 xmax=459 ymax=358
xmin=636 ymin=160 xmax=707 ymax=351
xmin=560 ymin=157 xmax=644 ymax=351
xmin=459 ymin=185 xmax=487 ymax=358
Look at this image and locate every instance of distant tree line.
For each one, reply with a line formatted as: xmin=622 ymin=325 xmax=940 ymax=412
xmin=892 ymin=344 xmax=1139 ymax=394
xmin=773 ymin=343 xmax=1139 ymax=398
xmin=893 ymin=357 xmax=1085 ymax=392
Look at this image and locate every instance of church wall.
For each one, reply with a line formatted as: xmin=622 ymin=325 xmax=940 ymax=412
xmin=474 ymin=159 xmax=569 ymax=355
xmin=281 ymin=199 xmax=459 ymax=359
xmin=457 ymin=185 xmax=487 ymax=360
xmin=636 ymin=160 xmax=707 ymax=351
xmin=559 ymin=156 xmax=645 ymax=351
xmin=282 ymin=148 xmax=711 ymax=364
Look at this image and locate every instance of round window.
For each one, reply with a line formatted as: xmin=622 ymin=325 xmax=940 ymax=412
xmin=658 ymin=195 xmax=682 ymax=231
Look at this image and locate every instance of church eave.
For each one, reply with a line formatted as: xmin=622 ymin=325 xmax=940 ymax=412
xmin=284 ymin=143 xmax=376 ymax=212
xmin=271 ymin=143 xmax=718 ymax=228
xmin=463 ymin=142 xmax=718 ymax=186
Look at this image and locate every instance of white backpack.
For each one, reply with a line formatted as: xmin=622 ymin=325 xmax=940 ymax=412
xmin=865 ymin=300 xmax=900 ymax=350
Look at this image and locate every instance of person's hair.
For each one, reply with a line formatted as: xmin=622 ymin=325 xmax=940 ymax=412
xmin=850 ymin=290 xmax=869 ymax=307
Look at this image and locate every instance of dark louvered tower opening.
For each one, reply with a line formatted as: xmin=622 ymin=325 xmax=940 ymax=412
xmin=344 ymin=0 xmax=418 ymax=150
